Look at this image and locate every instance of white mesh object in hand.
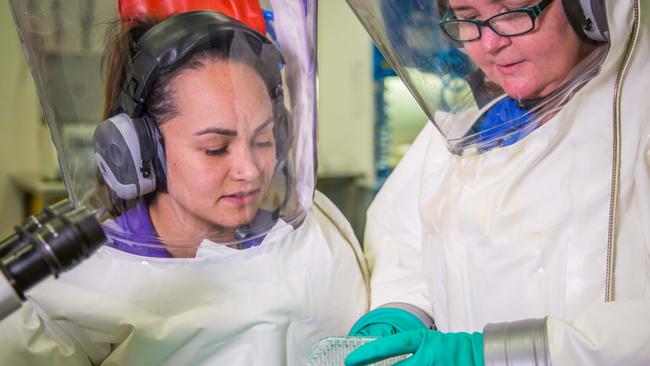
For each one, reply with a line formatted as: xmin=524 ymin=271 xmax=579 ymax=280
xmin=304 ymin=336 xmax=410 ymax=366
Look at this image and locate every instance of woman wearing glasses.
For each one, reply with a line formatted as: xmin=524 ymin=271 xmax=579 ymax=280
xmin=343 ymin=0 xmax=650 ymax=364
xmin=1 ymin=1 xmax=369 ymax=364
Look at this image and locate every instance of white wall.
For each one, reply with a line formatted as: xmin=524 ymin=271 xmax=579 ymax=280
xmin=0 ymin=2 xmax=43 ymax=235
xmin=317 ymin=0 xmax=375 ymax=187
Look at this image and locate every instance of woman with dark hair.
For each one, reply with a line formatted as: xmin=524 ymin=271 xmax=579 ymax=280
xmin=0 ymin=1 xmax=369 ymax=364
xmin=96 ymin=10 xmax=291 ymax=257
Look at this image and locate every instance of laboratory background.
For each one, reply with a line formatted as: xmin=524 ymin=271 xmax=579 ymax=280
xmin=0 ymin=0 xmax=427 ymax=241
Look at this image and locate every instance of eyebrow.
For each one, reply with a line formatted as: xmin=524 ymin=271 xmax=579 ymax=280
xmin=193 ymin=127 xmax=237 ymax=136
xmin=193 ymin=117 xmax=274 ymax=137
xmin=451 ymin=0 xmax=528 ymax=13
xmin=451 ymin=5 xmax=475 ymax=13
xmin=449 ymin=0 xmax=507 ymax=13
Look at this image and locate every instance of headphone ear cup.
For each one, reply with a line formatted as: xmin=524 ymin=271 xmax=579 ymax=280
xmin=93 ymin=113 xmax=157 ymax=200
xmin=562 ymin=0 xmax=609 ymax=43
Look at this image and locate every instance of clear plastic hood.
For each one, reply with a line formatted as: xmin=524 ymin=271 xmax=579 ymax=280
xmin=10 ymin=0 xmax=317 ymax=257
xmin=346 ymin=0 xmax=609 ymax=155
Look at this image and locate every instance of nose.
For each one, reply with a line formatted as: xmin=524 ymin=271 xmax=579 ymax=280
xmin=230 ymin=146 xmax=261 ymax=181
xmin=480 ymin=26 xmax=511 ymax=53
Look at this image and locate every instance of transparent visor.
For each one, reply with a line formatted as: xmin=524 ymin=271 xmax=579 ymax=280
xmin=347 ymin=0 xmax=609 ymax=155
xmin=10 ymin=0 xmax=317 ymax=257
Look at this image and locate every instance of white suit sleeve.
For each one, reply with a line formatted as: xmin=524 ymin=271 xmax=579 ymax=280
xmin=546 ymin=298 xmax=650 ymax=364
xmin=483 ymin=298 xmax=650 ymax=365
xmin=364 ymin=123 xmax=437 ymax=314
xmin=0 ymin=301 xmax=93 ymax=365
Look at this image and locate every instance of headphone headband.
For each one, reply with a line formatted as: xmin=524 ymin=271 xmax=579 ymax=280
xmin=119 ymin=10 xmax=282 ymax=117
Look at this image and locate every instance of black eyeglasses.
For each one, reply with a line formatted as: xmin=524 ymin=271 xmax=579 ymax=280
xmin=439 ymin=0 xmax=554 ymax=42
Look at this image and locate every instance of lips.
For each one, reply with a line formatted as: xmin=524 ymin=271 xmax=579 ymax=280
xmin=221 ymin=189 xmax=260 ymax=205
xmin=496 ymin=60 xmax=525 ymax=75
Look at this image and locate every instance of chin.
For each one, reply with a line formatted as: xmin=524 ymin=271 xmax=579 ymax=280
xmin=211 ymin=201 xmax=262 ymax=225
xmin=500 ymin=76 xmax=551 ymax=100
xmin=502 ymin=84 xmax=540 ymax=101
xmin=213 ymin=213 xmax=258 ymax=230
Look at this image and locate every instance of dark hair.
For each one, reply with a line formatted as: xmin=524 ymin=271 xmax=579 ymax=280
xmin=99 ymin=15 xmax=289 ymax=216
xmin=102 ymin=17 xmax=284 ymax=121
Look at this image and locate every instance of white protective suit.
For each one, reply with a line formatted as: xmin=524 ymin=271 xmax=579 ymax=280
xmin=0 ymin=191 xmax=369 ymax=365
xmin=364 ymin=1 xmax=650 ymax=364
xmin=2 ymin=2 xmax=370 ymax=364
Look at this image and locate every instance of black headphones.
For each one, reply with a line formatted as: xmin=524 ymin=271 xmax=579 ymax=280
xmin=561 ymin=0 xmax=608 ymax=43
xmin=94 ymin=11 xmax=290 ymax=200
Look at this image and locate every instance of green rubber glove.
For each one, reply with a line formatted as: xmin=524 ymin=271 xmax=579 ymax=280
xmin=348 ymin=308 xmax=428 ymax=337
xmin=345 ymin=329 xmax=484 ymax=366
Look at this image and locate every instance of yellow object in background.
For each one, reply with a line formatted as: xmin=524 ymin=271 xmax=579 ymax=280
xmin=12 ymin=173 xmax=67 ymax=217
